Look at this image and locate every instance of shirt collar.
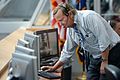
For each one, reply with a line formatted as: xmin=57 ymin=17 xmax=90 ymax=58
xmin=74 ymin=12 xmax=78 ymax=24
xmin=74 ymin=11 xmax=84 ymax=28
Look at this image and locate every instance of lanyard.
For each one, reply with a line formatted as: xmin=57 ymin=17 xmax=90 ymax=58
xmin=73 ymin=24 xmax=85 ymax=49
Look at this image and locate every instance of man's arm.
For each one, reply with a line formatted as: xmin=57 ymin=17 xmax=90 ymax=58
xmin=51 ymin=60 xmax=64 ymax=71
xmin=41 ymin=60 xmax=64 ymax=71
xmin=100 ymin=47 xmax=109 ymax=74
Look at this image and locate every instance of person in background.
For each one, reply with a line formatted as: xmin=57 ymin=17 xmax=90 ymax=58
xmin=42 ymin=2 xmax=120 ymax=80
xmin=76 ymin=0 xmax=87 ymax=10
xmin=110 ymin=17 xmax=120 ymax=36
xmin=68 ymin=0 xmax=87 ymax=10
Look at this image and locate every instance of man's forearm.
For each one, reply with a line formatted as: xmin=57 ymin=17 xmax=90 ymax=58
xmin=101 ymin=47 xmax=109 ymax=62
xmin=52 ymin=60 xmax=64 ymax=70
xmin=100 ymin=47 xmax=110 ymax=74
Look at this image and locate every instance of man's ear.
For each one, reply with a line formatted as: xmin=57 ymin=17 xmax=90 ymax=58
xmin=68 ymin=11 xmax=74 ymax=19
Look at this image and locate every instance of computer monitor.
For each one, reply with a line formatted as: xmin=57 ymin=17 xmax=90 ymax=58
xmin=12 ymin=52 xmax=38 ymax=80
xmin=15 ymin=45 xmax=35 ymax=56
xmin=17 ymin=39 xmax=30 ymax=48
xmin=34 ymin=28 xmax=59 ymax=64
xmin=24 ymin=32 xmax=40 ymax=70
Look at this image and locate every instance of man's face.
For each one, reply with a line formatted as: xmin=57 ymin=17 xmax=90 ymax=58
xmin=115 ymin=22 xmax=120 ymax=36
xmin=54 ymin=9 xmax=74 ymax=28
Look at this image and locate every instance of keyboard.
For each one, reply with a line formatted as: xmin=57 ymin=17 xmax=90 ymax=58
xmin=38 ymin=70 xmax=61 ymax=79
xmin=41 ymin=57 xmax=58 ymax=66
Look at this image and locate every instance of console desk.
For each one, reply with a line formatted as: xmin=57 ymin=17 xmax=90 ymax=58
xmin=0 ymin=27 xmax=61 ymax=80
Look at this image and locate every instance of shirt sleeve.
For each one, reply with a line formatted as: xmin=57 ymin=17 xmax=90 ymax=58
xmin=59 ymin=28 xmax=79 ymax=63
xmin=85 ymin=13 xmax=111 ymax=52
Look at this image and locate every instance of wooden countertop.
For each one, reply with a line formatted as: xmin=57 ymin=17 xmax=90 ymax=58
xmin=0 ymin=27 xmax=26 ymax=77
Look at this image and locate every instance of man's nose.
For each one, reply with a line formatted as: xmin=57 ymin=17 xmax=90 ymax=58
xmin=61 ymin=22 xmax=65 ymax=26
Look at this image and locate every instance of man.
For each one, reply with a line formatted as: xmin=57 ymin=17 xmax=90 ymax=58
xmin=51 ymin=1 xmax=72 ymax=80
xmin=42 ymin=2 xmax=120 ymax=80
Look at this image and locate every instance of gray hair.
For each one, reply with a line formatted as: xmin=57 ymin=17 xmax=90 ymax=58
xmin=53 ymin=2 xmax=77 ymax=16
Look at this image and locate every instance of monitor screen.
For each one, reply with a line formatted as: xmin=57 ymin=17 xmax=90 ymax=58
xmin=34 ymin=28 xmax=59 ymax=60
xmin=12 ymin=52 xmax=38 ymax=80
xmin=24 ymin=32 xmax=40 ymax=70
xmin=17 ymin=39 xmax=30 ymax=48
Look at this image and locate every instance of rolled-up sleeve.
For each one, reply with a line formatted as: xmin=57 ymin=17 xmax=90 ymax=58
xmin=59 ymin=28 xmax=79 ymax=63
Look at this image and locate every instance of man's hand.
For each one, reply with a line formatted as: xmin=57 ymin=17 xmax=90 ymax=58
xmin=100 ymin=60 xmax=108 ymax=74
xmin=41 ymin=60 xmax=64 ymax=72
xmin=100 ymin=47 xmax=109 ymax=74
xmin=41 ymin=66 xmax=55 ymax=72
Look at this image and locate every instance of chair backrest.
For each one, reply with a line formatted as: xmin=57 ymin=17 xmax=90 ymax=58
xmin=105 ymin=65 xmax=120 ymax=80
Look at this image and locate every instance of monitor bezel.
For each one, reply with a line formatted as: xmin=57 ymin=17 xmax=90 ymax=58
xmin=23 ymin=32 xmax=40 ymax=70
xmin=15 ymin=45 xmax=35 ymax=56
xmin=12 ymin=52 xmax=38 ymax=80
xmin=17 ymin=39 xmax=30 ymax=48
xmin=34 ymin=28 xmax=59 ymax=59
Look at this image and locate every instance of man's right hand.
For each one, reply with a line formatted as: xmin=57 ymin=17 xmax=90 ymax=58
xmin=41 ymin=61 xmax=64 ymax=72
xmin=41 ymin=66 xmax=55 ymax=72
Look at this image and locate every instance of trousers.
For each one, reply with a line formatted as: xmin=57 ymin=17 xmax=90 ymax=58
xmin=86 ymin=43 xmax=120 ymax=80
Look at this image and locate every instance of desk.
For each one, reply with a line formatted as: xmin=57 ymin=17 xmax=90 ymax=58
xmin=0 ymin=27 xmax=61 ymax=80
xmin=0 ymin=27 xmax=26 ymax=77
xmin=40 ymin=72 xmax=61 ymax=80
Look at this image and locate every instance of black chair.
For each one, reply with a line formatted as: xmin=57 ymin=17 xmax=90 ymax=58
xmin=105 ymin=65 xmax=120 ymax=80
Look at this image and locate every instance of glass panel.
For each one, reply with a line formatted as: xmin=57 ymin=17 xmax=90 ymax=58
xmin=0 ymin=0 xmax=39 ymax=21
xmin=33 ymin=0 xmax=51 ymax=26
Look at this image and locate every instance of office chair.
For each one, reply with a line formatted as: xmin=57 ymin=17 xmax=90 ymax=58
xmin=105 ymin=65 xmax=120 ymax=80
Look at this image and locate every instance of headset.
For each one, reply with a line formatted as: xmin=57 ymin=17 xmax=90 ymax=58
xmin=58 ymin=3 xmax=70 ymax=16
